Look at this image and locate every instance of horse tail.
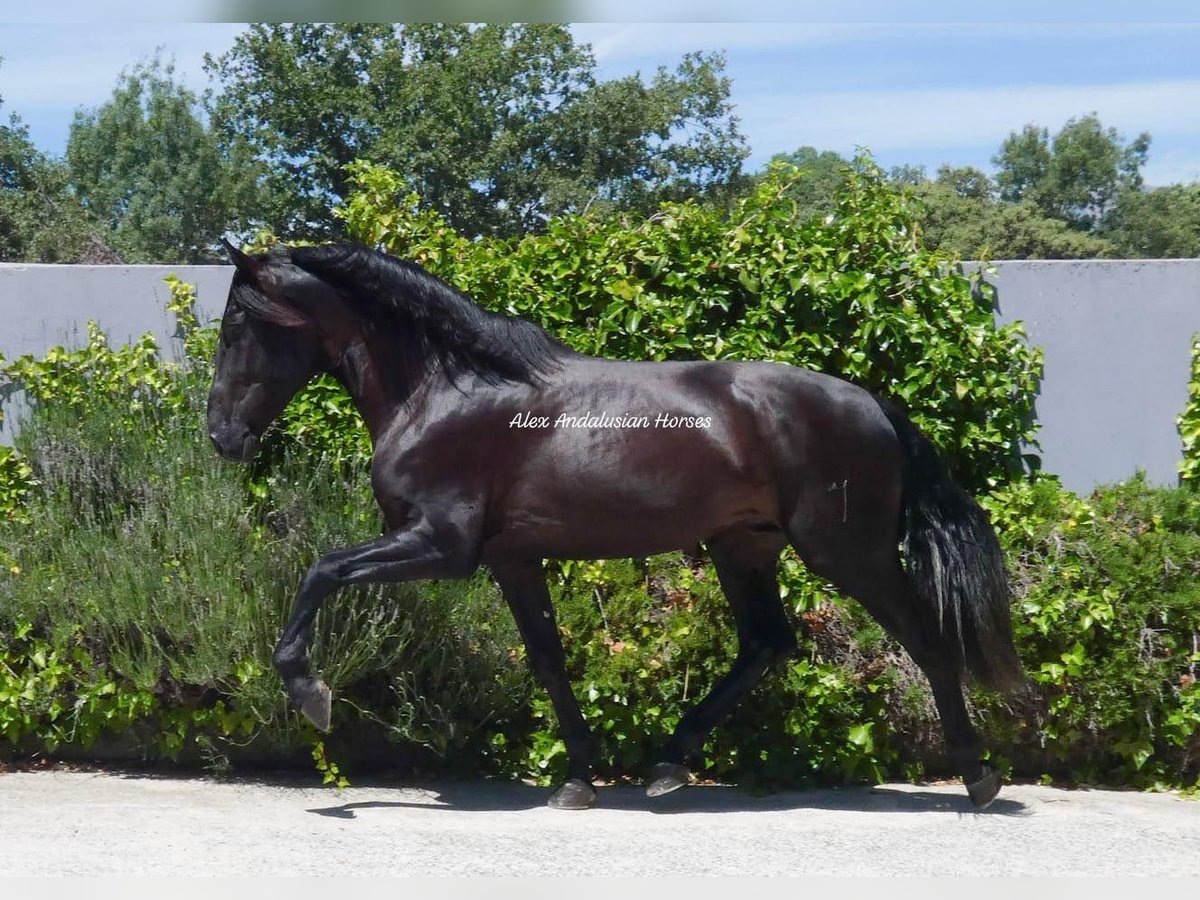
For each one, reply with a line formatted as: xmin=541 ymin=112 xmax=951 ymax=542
xmin=878 ymin=400 xmax=1026 ymax=693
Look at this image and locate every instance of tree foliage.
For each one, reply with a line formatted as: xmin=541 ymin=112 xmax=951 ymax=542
xmin=762 ymin=146 xmax=849 ymax=220
xmin=67 ymin=58 xmax=264 ymax=263
xmin=913 ymin=167 xmax=1113 ymax=260
xmin=757 ymin=147 xmax=1121 ymax=261
xmin=989 ymin=113 xmax=1199 ymax=257
xmin=1107 ymin=183 xmax=1200 ymax=258
xmin=993 ymin=114 xmax=1150 ymax=232
xmin=205 ymin=23 xmax=747 ymax=239
xmin=993 ymin=124 xmax=1052 ymax=205
xmin=0 ymin=68 xmax=102 ymax=263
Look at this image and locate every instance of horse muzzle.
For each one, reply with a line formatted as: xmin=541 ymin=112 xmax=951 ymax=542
xmin=209 ymin=425 xmax=260 ymax=463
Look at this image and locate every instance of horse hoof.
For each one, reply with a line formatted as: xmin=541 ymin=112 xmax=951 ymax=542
xmin=646 ymin=762 xmax=692 ymax=798
xmin=966 ymin=764 xmax=1002 ymax=809
xmin=297 ymin=679 xmax=333 ymax=733
xmin=547 ymin=778 xmax=596 ymax=810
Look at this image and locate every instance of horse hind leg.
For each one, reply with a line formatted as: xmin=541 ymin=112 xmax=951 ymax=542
xmin=791 ymin=534 xmax=1001 ymax=808
xmin=648 ymin=526 xmax=796 ymax=798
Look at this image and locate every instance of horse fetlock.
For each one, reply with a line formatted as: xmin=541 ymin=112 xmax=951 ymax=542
xmin=272 ymin=641 xmax=307 ymax=677
xmin=965 ymin=763 xmax=1002 ymax=809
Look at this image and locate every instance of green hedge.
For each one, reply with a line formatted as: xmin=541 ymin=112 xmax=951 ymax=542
xmin=0 ymin=159 xmax=1196 ymax=791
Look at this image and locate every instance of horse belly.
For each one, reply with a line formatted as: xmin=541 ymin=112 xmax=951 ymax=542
xmin=488 ymin=433 xmax=779 ymax=560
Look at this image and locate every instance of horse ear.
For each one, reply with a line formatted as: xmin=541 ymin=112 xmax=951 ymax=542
xmin=222 ymin=239 xmax=310 ymax=329
xmin=222 ymin=238 xmax=258 ymax=275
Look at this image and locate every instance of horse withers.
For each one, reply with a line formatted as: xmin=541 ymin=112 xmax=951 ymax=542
xmin=207 ymin=239 xmax=1025 ymax=810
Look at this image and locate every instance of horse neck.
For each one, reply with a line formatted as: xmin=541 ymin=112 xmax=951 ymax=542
xmin=327 ymin=327 xmax=432 ymax=445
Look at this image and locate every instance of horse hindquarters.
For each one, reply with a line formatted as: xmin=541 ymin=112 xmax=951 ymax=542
xmin=784 ymin=398 xmax=1022 ymax=807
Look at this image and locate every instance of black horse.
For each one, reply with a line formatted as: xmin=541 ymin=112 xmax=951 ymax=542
xmin=207 ymin=239 xmax=1024 ymax=810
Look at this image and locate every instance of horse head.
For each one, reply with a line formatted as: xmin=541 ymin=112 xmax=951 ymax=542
xmin=207 ymin=240 xmax=331 ymax=462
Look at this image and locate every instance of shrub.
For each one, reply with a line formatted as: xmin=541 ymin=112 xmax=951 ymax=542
xmin=1179 ymin=333 xmax=1200 ymax=484
xmin=979 ymin=477 xmax=1200 ymax=788
xmin=0 ymin=281 xmax=526 ymax=773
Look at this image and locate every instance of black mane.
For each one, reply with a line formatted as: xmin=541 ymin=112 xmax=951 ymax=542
xmin=280 ymin=242 xmax=570 ymax=385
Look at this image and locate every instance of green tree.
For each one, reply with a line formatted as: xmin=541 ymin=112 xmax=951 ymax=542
xmin=1045 ymin=114 xmax=1149 ymax=230
xmin=887 ymin=163 xmax=927 ymax=186
xmin=66 ymin=58 xmax=264 ymax=263
xmin=205 ymin=23 xmax=747 ymax=238
xmin=932 ymin=164 xmax=993 ymax=202
xmin=912 ymin=166 xmax=1112 ymax=259
xmin=0 ymin=67 xmax=102 ymax=262
xmin=1106 ymin=183 xmax=1200 ymax=258
xmin=993 ymin=124 xmax=1051 ymax=205
xmin=748 ymin=147 xmax=848 ymax=221
xmin=915 ymin=185 xmax=1113 ymax=259
xmin=994 ymin=114 xmax=1149 ymax=231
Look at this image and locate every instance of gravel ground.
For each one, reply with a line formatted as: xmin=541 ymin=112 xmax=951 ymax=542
xmin=1 ymin=771 xmax=1197 ymax=876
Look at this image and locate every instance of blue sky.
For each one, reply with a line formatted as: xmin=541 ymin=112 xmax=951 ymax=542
xmin=2 ymin=21 xmax=1199 ymax=186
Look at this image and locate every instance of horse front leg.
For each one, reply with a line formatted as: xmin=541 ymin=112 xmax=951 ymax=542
xmin=272 ymin=518 xmax=478 ymax=731
xmin=491 ymin=559 xmax=598 ymax=810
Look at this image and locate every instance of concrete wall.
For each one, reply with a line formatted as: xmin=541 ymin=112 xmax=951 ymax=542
xmin=0 ymin=264 xmax=233 ymax=442
xmin=981 ymin=260 xmax=1200 ymax=494
xmin=1 ymin=260 xmax=1198 ymax=494
xmin=0 ymin=264 xmax=232 ymax=359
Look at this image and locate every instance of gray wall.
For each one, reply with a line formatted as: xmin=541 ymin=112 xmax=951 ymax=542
xmin=1 ymin=260 xmax=1199 ymax=494
xmin=981 ymin=260 xmax=1200 ymax=494
xmin=0 ymin=264 xmax=233 ymax=442
xmin=0 ymin=264 xmax=232 ymax=358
